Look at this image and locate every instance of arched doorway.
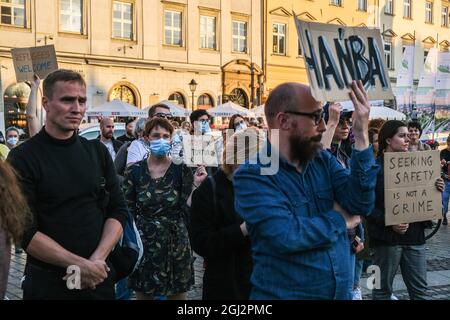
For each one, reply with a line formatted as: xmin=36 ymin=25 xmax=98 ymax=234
xmin=228 ymin=88 xmax=248 ymax=108
xmin=109 ymin=83 xmax=138 ymax=106
xmin=197 ymin=93 xmax=214 ymax=109
xmin=3 ymin=82 xmax=31 ymax=136
xmin=168 ymin=92 xmax=186 ymax=108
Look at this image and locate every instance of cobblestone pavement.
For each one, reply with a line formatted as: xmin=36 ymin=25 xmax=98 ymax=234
xmin=6 ymin=225 xmax=450 ymax=300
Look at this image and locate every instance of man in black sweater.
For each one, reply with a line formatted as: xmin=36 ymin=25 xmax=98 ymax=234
xmin=8 ymin=70 xmax=127 ymax=300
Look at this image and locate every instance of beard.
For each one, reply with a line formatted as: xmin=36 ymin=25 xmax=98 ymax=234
xmin=289 ymin=132 xmax=323 ymax=164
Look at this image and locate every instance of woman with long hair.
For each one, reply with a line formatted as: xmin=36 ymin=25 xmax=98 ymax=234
xmin=367 ymin=120 xmax=444 ymax=300
xmin=0 ymin=161 xmax=30 ymax=299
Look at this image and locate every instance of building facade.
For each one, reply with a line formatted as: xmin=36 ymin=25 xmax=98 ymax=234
xmin=0 ymin=0 xmax=263 ymax=133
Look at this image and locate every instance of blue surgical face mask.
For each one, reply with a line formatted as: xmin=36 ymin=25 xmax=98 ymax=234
xmin=201 ymin=121 xmax=211 ymax=134
xmin=7 ymin=137 xmax=18 ymax=146
xmin=235 ymin=122 xmax=247 ymax=132
xmin=149 ymin=138 xmax=171 ymax=157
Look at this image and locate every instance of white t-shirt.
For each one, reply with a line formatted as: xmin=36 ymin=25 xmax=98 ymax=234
xmin=102 ymin=140 xmax=116 ymax=161
xmin=126 ymin=138 xmax=150 ymax=166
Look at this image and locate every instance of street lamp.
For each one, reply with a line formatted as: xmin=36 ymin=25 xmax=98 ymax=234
xmin=188 ymin=79 xmax=198 ymax=110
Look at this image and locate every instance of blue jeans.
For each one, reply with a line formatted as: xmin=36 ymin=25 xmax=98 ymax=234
xmin=354 ymin=258 xmax=364 ymax=287
xmin=442 ymin=180 xmax=450 ymax=218
xmin=115 ymin=278 xmax=132 ymax=300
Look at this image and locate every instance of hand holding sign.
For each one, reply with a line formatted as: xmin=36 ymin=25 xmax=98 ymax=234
xmin=350 ymin=80 xmax=370 ymax=151
xmin=12 ymin=45 xmax=58 ymax=82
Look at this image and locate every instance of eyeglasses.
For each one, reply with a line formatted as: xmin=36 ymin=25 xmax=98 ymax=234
xmin=155 ymin=113 xmax=173 ymax=120
xmin=284 ymin=110 xmax=325 ymax=125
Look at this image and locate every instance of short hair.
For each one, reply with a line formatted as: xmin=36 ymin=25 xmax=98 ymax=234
xmin=368 ymin=118 xmax=386 ymax=130
xmin=181 ymin=121 xmax=191 ymax=128
xmin=222 ymin=127 xmax=265 ymax=176
xmin=148 ymin=103 xmax=170 ymax=118
xmin=43 ymin=69 xmax=86 ymax=99
xmin=5 ymin=126 xmax=20 ymax=136
xmin=134 ymin=118 xmax=147 ymax=137
xmin=378 ymin=120 xmax=406 ymax=154
xmin=228 ymin=114 xmax=245 ymax=130
xmin=190 ymin=109 xmax=210 ymax=124
xmin=264 ymin=83 xmax=299 ymax=126
xmin=407 ymin=120 xmax=423 ymax=137
xmin=125 ymin=118 xmax=135 ymax=126
xmin=143 ymin=117 xmax=174 ymax=137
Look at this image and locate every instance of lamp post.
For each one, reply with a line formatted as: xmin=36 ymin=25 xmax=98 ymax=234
xmin=188 ymin=79 xmax=198 ymax=111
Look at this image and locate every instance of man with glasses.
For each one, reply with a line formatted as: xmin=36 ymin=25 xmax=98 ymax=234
xmin=126 ymin=103 xmax=174 ymax=166
xmin=234 ymin=81 xmax=379 ymax=300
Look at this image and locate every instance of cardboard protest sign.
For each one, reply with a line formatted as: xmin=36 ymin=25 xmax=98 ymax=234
xmin=11 ymin=45 xmax=58 ymax=82
xmin=294 ymin=17 xmax=393 ymax=102
xmin=181 ymin=134 xmax=220 ymax=167
xmin=384 ymin=150 xmax=441 ymax=226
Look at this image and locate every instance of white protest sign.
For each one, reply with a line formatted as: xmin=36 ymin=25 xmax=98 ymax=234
xmin=181 ymin=134 xmax=220 ymax=167
xmin=294 ymin=17 xmax=393 ymax=102
xmin=384 ymin=150 xmax=441 ymax=226
xmin=11 ymin=45 xmax=58 ymax=82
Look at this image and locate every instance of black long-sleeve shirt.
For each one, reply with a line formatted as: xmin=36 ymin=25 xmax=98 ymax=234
xmin=7 ymin=128 xmax=128 ymax=272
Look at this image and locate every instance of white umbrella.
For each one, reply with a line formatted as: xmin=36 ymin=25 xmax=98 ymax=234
xmin=369 ymin=106 xmax=406 ymax=120
xmin=86 ymin=99 xmax=147 ymax=117
xmin=208 ymin=101 xmax=255 ymax=117
xmin=144 ymin=100 xmax=190 ymax=117
xmin=252 ymin=104 xmax=265 ymax=117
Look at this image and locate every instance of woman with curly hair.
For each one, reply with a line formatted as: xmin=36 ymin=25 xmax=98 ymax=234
xmin=0 ymin=160 xmax=30 ymax=299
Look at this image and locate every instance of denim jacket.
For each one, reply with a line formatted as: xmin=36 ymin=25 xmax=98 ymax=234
xmin=234 ymin=143 xmax=379 ymax=299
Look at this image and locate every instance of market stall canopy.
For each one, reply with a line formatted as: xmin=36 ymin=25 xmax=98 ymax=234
xmin=86 ymin=99 xmax=147 ymax=117
xmin=252 ymin=104 xmax=265 ymax=117
xmin=208 ymin=101 xmax=255 ymax=117
xmin=144 ymin=100 xmax=191 ymax=117
xmin=369 ymin=106 xmax=406 ymax=120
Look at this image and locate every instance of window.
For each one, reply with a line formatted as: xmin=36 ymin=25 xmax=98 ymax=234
xmin=0 ymin=0 xmax=25 ymax=27
xmin=60 ymin=0 xmax=83 ymax=33
xmin=197 ymin=94 xmax=214 ymax=108
xmin=330 ymin=0 xmax=342 ymax=6
xmin=442 ymin=6 xmax=449 ymax=27
xmin=200 ymin=15 xmax=216 ymax=50
xmin=113 ymin=1 xmax=133 ymax=39
xmin=110 ymin=84 xmax=136 ymax=106
xmin=385 ymin=0 xmax=394 ymax=14
xmin=424 ymin=48 xmax=429 ymax=63
xmin=165 ymin=10 xmax=182 ymax=46
xmin=403 ymin=0 xmax=411 ymax=18
xmin=358 ymin=0 xmax=367 ymax=11
xmin=273 ymin=23 xmax=286 ymax=55
xmin=384 ymin=41 xmax=393 ymax=69
xmin=232 ymin=21 xmax=247 ymax=53
xmin=425 ymin=1 xmax=433 ymax=23
xmin=168 ymin=92 xmax=185 ymax=107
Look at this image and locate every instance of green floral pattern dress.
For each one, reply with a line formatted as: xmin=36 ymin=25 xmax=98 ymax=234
xmin=122 ymin=159 xmax=194 ymax=296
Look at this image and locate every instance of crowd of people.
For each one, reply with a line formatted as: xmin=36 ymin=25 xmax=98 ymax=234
xmin=0 ymin=69 xmax=449 ymax=301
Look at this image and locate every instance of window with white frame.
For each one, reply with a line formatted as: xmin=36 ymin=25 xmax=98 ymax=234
xmin=165 ymin=10 xmax=182 ymax=46
xmin=273 ymin=23 xmax=286 ymax=55
xmin=358 ymin=0 xmax=367 ymax=11
xmin=60 ymin=0 xmax=83 ymax=33
xmin=425 ymin=1 xmax=433 ymax=23
xmin=403 ymin=0 xmax=411 ymax=18
xmin=442 ymin=6 xmax=449 ymax=27
xmin=385 ymin=0 xmax=394 ymax=14
xmin=200 ymin=15 xmax=216 ymax=49
xmin=113 ymin=1 xmax=133 ymax=39
xmin=384 ymin=41 xmax=393 ymax=69
xmin=0 ymin=0 xmax=25 ymax=27
xmin=330 ymin=0 xmax=342 ymax=6
xmin=232 ymin=20 xmax=247 ymax=53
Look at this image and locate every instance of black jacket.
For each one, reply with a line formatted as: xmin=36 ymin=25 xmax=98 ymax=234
xmin=97 ymin=136 xmax=123 ymax=154
xmin=367 ymin=157 xmax=426 ymax=247
xmin=189 ymin=169 xmax=252 ymax=300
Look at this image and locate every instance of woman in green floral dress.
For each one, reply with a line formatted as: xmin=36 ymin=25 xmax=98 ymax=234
xmin=122 ymin=118 xmax=207 ymax=300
